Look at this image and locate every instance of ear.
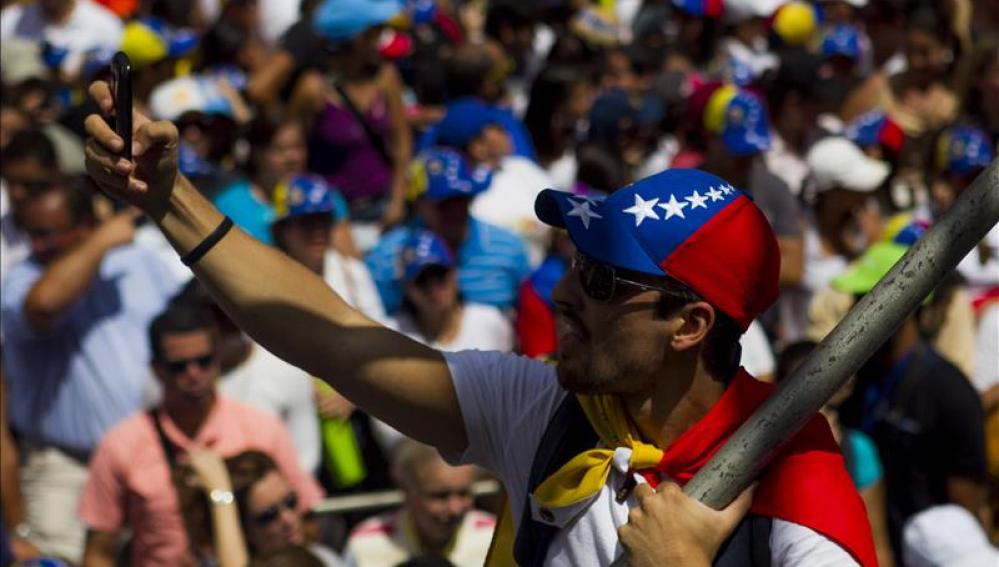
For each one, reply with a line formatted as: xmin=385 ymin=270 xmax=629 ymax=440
xmin=152 ymin=361 xmax=169 ymax=385
xmin=669 ymin=301 xmax=715 ymax=353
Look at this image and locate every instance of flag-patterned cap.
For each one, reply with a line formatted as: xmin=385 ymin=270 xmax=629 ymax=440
xmin=535 ymin=168 xmax=780 ymax=331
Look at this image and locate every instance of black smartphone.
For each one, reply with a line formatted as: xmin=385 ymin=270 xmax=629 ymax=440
xmin=110 ymin=51 xmax=133 ymax=161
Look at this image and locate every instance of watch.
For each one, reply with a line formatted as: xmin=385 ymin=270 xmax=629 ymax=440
xmin=208 ymin=488 xmax=235 ymax=506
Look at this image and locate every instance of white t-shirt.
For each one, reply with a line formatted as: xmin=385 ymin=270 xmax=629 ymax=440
xmin=470 ymin=155 xmax=555 ymax=267
xmin=441 ymin=350 xmax=860 ymax=566
xmin=1 ymin=0 xmax=123 ymax=77
xmin=740 ymin=320 xmax=776 ymax=379
xmin=396 ymin=303 xmax=514 ymax=353
xmin=0 ymin=183 xmax=28 ymax=286
xmin=323 ymin=249 xmax=388 ymax=324
xmin=218 ymin=344 xmax=321 ymax=474
xmin=972 ymin=302 xmax=999 ymax=395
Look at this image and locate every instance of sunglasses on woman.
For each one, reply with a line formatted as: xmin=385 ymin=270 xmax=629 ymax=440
xmin=253 ymin=491 xmax=299 ymax=527
xmin=571 ymin=253 xmax=700 ymax=304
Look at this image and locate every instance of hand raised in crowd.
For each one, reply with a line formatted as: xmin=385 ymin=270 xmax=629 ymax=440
xmin=83 ymin=81 xmax=180 ymax=218
xmin=186 ymin=447 xmax=233 ymax=492
xmin=91 ymin=208 xmax=143 ymax=251
xmin=618 ymin=481 xmax=756 ymax=567
xmin=313 ymin=379 xmax=356 ymax=421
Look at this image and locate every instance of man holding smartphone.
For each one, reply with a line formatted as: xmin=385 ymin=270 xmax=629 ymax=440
xmin=82 ymin=80 xmax=876 ymax=566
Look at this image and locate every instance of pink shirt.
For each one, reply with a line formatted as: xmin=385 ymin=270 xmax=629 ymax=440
xmin=78 ymin=396 xmax=324 ymax=566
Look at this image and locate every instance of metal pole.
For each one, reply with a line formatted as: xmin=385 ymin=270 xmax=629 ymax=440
xmin=684 ymin=157 xmax=999 ymax=508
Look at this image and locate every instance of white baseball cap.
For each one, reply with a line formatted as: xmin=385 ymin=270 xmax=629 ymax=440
xmin=903 ymin=505 xmax=999 ymax=567
xmin=806 ymin=136 xmax=890 ymax=193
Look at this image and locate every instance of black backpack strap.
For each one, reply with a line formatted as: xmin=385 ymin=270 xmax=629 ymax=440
xmin=513 ymin=394 xmax=599 ymax=567
xmin=713 ymin=515 xmax=773 ymax=567
xmin=331 ymin=81 xmax=393 ymax=168
xmin=149 ymin=410 xmax=178 ymax=468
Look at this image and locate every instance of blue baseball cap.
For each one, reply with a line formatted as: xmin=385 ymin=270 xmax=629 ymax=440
xmin=313 ymin=0 xmax=404 ymax=42
xmin=436 ymin=98 xmax=504 ymax=149
xmin=588 ymin=89 xmax=664 ymax=141
xmin=821 ymin=25 xmax=862 ymax=61
xmin=178 ymin=143 xmax=214 ymax=178
xmin=936 ymin=125 xmax=995 ymax=176
xmin=401 ymin=230 xmax=455 ymax=281
xmin=273 ymin=175 xmax=347 ymax=222
xmin=406 ymin=147 xmax=493 ymax=202
xmin=534 ymin=168 xmax=781 ymax=331
xmin=702 ymin=84 xmax=772 ymax=156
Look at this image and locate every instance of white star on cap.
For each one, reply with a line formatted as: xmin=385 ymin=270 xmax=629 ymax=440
xmin=657 ymin=194 xmax=688 ymax=220
xmin=566 ymin=198 xmax=603 ymax=229
xmin=721 ymin=183 xmax=735 ymax=195
xmin=706 ymin=186 xmax=725 ymax=202
xmin=622 ymin=194 xmax=660 ymax=227
xmin=686 ymin=190 xmax=708 ymax=209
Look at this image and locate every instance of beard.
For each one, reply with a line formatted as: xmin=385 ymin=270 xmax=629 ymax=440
xmin=555 ymin=343 xmax=658 ymax=395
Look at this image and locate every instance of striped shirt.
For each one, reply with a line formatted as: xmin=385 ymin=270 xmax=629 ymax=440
xmin=365 ymin=218 xmax=531 ymax=315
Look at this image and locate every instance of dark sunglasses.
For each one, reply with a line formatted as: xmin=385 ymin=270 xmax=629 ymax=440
xmin=4 ymin=176 xmax=57 ymax=193
xmin=412 ymin=264 xmax=451 ymax=288
xmin=571 ymin=253 xmax=700 ymax=303
xmin=253 ymin=491 xmax=298 ymax=526
xmin=160 ymin=354 xmax=216 ymax=375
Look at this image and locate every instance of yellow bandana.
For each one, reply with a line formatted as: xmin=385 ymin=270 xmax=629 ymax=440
xmin=485 ymin=393 xmax=664 ymax=566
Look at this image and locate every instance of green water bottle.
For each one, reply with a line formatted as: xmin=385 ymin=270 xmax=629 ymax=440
xmin=316 ymin=380 xmax=366 ymax=489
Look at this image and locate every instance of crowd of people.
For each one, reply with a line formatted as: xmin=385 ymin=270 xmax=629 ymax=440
xmin=0 ymin=0 xmax=997 ymax=565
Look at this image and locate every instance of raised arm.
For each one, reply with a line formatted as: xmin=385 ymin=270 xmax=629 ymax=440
xmin=82 ymin=81 xmax=467 ymax=455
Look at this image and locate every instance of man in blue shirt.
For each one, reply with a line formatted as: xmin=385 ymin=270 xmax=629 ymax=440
xmin=366 ymin=147 xmax=530 ymax=315
xmin=0 ymin=182 xmax=179 ymax=562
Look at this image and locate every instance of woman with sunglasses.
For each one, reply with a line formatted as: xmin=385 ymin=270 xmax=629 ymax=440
xmin=183 ymin=449 xmax=344 ymax=566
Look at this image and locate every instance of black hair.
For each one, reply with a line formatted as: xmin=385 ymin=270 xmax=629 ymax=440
xmin=575 ymin=141 xmax=628 ymax=193
xmin=776 ymin=340 xmax=817 ymax=384
xmin=148 ymin=303 xmax=218 ymax=362
xmin=484 ymin=2 xmax=534 ymax=42
xmin=394 ymin=556 xmax=457 ymax=567
xmin=200 ymin=19 xmax=253 ymax=70
xmin=446 ymin=44 xmax=495 ymax=100
xmin=1 ymin=127 xmax=57 ymax=168
xmin=523 ymin=65 xmax=588 ymax=162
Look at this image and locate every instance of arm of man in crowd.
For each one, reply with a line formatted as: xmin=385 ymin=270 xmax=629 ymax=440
xmin=0 ymin=370 xmax=40 ymax=561
xmin=246 ymin=49 xmax=296 ymax=107
xmin=81 ymin=530 xmax=118 ymax=567
xmin=776 ymin=235 xmax=804 ymax=287
xmin=187 ymin=449 xmax=249 ymax=567
xmin=380 ymin=64 xmax=414 ymax=229
xmin=23 ymin=210 xmax=139 ymax=332
xmin=83 ymin=81 xmax=468 ymax=456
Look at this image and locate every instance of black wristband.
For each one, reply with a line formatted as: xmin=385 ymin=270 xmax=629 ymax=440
xmin=181 ymin=216 xmax=234 ymax=266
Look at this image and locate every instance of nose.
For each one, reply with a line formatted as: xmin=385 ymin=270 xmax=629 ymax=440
xmin=446 ymin=494 xmax=470 ymax=517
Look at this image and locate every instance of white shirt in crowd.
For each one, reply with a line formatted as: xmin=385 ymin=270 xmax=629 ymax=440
xmin=1 ymin=0 xmax=123 ymax=78
xmin=218 ymin=343 xmax=321 ymax=474
xmin=470 ymin=155 xmax=556 ymax=267
xmin=442 ymin=350 xmax=860 ymax=567
xmin=740 ymin=320 xmax=776 ymax=380
xmin=396 ymin=303 xmax=514 ymax=353
xmin=0 ymin=183 xmax=29 ymax=287
xmin=323 ymin=249 xmax=388 ymax=324
xmin=344 ymin=509 xmax=496 ymax=567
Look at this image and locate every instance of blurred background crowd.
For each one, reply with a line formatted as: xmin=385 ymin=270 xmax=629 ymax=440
xmin=0 ymin=0 xmax=997 ymax=565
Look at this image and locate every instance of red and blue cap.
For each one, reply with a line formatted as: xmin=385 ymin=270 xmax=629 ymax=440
xmin=673 ymin=0 xmax=724 ymax=18
xmin=844 ymin=110 xmax=905 ymax=153
xmin=935 ymin=125 xmax=995 ymax=176
xmin=401 ymin=230 xmax=455 ymax=281
xmin=535 ymin=168 xmax=781 ymax=331
xmin=406 ymin=147 xmax=493 ymax=202
xmin=703 ymin=84 xmax=773 ymax=156
xmin=821 ymin=24 xmax=862 ymax=61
